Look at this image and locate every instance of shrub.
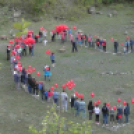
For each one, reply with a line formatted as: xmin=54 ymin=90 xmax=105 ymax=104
xmin=29 ymin=105 xmax=92 ymax=134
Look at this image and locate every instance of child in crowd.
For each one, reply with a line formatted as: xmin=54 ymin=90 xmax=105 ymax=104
xmin=94 ymin=105 xmax=100 ymax=125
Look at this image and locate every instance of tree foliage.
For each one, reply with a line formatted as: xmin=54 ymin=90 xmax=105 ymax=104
xmin=29 ymin=105 xmax=92 ymax=134
xmin=13 ymin=18 xmax=31 ymax=37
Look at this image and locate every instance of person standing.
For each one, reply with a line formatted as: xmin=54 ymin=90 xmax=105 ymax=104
xmin=88 ymin=35 xmax=92 ymax=47
xmin=102 ymin=39 xmax=107 ymax=52
xmin=124 ymin=40 xmax=130 ymax=53
xmin=88 ymin=101 xmax=94 ymax=120
xmin=21 ymin=67 xmax=26 ymax=87
xmin=61 ymin=31 xmax=65 ymax=44
xmin=102 ymin=103 xmax=109 ymax=126
xmin=109 ymin=107 xmax=115 ymax=125
xmin=14 ymin=70 xmax=20 ymax=90
xmin=96 ymin=36 xmax=100 ymax=49
xmin=44 ymin=66 xmax=51 ymax=81
xmin=39 ymin=29 xmax=43 ymax=43
xmin=7 ymin=45 xmax=10 ymax=60
xmin=84 ymin=35 xmax=88 ymax=47
xmin=124 ymin=103 xmax=130 ymax=123
xmin=130 ymin=38 xmax=134 ymax=52
xmin=74 ymin=97 xmax=79 ymax=116
xmin=114 ymin=39 xmax=119 ymax=53
xmin=79 ymin=98 xmax=86 ymax=119
xmin=99 ymin=37 xmax=103 ymax=50
xmin=53 ymin=90 xmax=60 ymax=106
xmin=43 ymin=29 xmax=47 ymax=39
xmin=71 ymin=41 xmax=78 ymax=53
xmin=50 ymin=53 xmax=55 ymax=67
xmin=116 ymin=105 xmax=123 ymax=124
xmin=61 ymin=90 xmax=68 ymax=112
xmin=38 ymin=81 xmax=45 ymax=100
xmin=94 ymin=105 xmax=100 ymax=124
xmin=70 ymin=95 xmax=75 ymax=109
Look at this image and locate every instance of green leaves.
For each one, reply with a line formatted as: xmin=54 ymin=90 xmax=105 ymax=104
xmin=29 ymin=105 xmax=92 ymax=134
xmin=22 ymin=22 xmax=31 ymax=29
xmin=13 ymin=18 xmax=31 ymax=37
xmin=13 ymin=22 xmax=22 ymax=30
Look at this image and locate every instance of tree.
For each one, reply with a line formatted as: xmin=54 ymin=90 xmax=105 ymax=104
xmin=29 ymin=105 xmax=92 ymax=134
xmin=13 ymin=18 xmax=31 ymax=37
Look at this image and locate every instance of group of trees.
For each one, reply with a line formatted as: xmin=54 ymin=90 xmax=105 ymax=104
xmin=0 ymin=0 xmax=133 ymax=16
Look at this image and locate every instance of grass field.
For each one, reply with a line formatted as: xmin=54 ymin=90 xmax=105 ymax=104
xmin=0 ymin=5 xmax=134 ymax=134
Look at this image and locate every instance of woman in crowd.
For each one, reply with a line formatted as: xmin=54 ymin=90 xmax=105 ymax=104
xmin=88 ymin=101 xmax=94 ymax=120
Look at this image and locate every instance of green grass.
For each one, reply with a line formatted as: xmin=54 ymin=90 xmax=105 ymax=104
xmin=0 ymin=6 xmax=134 ymax=134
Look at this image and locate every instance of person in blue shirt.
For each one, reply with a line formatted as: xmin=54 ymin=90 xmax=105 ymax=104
xmin=124 ymin=103 xmax=130 ymax=123
xmin=50 ymin=53 xmax=55 ymax=67
xmin=44 ymin=66 xmax=52 ymax=81
xmin=124 ymin=40 xmax=130 ymax=53
xmin=53 ymin=91 xmax=60 ymax=106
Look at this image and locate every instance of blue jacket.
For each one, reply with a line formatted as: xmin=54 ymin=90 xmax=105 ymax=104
xmin=124 ymin=42 xmax=130 ymax=47
xmin=74 ymin=100 xmax=79 ymax=110
xmin=79 ymin=101 xmax=86 ymax=110
xmin=53 ymin=92 xmax=59 ymax=99
xmin=117 ymin=107 xmax=123 ymax=115
xmin=44 ymin=70 xmax=52 ymax=76
xmin=68 ymin=29 xmax=72 ymax=35
xmin=124 ymin=106 xmax=130 ymax=115
xmin=130 ymin=40 xmax=134 ymax=46
xmin=50 ymin=54 xmax=55 ymax=61
xmin=99 ymin=39 xmax=103 ymax=45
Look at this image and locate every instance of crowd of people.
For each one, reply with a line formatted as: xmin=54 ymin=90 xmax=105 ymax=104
xmin=7 ymin=27 xmax=133 ymax=128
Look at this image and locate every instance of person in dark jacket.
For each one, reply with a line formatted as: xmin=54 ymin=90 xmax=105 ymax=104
xmin=21 ymin=67 xmax=26 ymax=85
xmin=88 ymin=101 xmax=94 ymax=120
xmin=124 ymin=103 xmax=130 ymax=123
xmin=7 ymin=45 xmax=10 ymax=60
xmin=28 ymin=74 xmax=33 ymax=93
xmin=38 ymin=81 xmax=45 ymax=100
xmin=71 ymin=40 xmax=78 ymax=53
xmin=74 ymin=97 xmax=79 ymax=116
xmin=52 ymin=32 xmax=56 ymax=42
xmin=31 ymin=78 xmax=36 ymax=94
xmin=39 ymin=30 xmax=43 ymax=43
xmin=70 ymin=95 xmax=75 ymax=108
xmin=130 ymin=38 xmax=134 ymax=52
xmin=114 ymin=39 xmax=119 ymax=53
xmin=21 ymin=42 xmax=27 ymax=56
xmin=116 ymin=105 xmax=123 ymax=124
xmin=102 ymin=103 xmax=109 ymax=126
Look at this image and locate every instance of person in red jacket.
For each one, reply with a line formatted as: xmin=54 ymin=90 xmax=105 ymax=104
xmin=102 ymin=39 xmax=106 ymax=52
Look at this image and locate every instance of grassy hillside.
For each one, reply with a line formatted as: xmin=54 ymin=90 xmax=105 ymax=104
xmin=0 ymin=6 xmax=134 ymax=134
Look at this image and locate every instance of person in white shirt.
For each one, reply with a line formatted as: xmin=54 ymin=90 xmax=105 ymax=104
xmin=43 ymin=30 xmax=47 ymax=39
xmin=94 ymin=105 xmax=100 ymax=124
xmin=61 ymin=90 xmax=68 ymax=112
xmin=43 ymin=39 xmax=48 ymax=46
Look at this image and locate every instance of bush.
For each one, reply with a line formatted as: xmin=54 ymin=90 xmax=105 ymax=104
xmin=29 ymin=105 xmax=92 ymax=134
